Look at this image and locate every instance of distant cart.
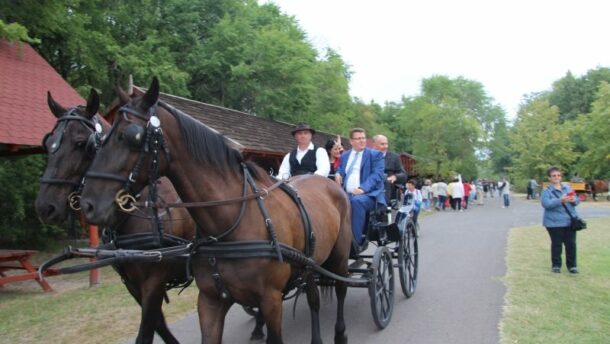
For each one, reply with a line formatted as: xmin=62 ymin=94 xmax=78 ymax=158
xmin=541 ymin=182 xmax=592 ymax=201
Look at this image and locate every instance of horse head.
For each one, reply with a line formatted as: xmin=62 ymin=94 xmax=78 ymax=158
xmin=80 ymin=77 xmax=171 ymax=226
xmin=36 ymin=89 xmax=101 ymax=223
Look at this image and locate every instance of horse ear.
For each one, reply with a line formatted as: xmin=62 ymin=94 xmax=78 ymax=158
xmin=47 ymin=91 xmax=66 ymax=118
xmin=141 ymin=76 xmax=159 ymax=111
xmin=117 ymin=85 xmax=131 ymax=106
xmin=85 ymin=88 xmax=100 ymax=119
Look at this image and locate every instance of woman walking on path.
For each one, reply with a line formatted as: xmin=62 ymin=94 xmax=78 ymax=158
xmin=541 ymin=166 xmax=581 ymax=273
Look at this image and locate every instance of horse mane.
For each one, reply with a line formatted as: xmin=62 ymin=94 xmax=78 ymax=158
xmin=160 ymin=102 xmax=271 ymax=184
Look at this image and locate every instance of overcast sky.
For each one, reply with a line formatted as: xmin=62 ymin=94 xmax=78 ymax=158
xmin=262 ymin=0 xmax=610 ymax=119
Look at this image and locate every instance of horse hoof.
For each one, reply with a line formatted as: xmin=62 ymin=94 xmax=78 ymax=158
xmin=250 ymin=333 xmax=265 ymax=342
xmin=334 ymin=334 xmax=348 ymax=344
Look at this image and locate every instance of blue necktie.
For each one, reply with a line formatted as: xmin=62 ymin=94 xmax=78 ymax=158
xmin=346 ymin=151 xmax=360 ymax=180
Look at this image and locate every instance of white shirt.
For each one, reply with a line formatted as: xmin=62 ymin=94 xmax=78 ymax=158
xmin=451 ymin=182 xmax=465 ymax=198
xmin=277 ymin=142 xmax=330 ymax=179
xmin=344 ymin=150 xmax=363 ymax=193
xmin=436 ymin=182 xmax=448 ymax=196
xmin=500 ymin=181 xmax=510 ymax=196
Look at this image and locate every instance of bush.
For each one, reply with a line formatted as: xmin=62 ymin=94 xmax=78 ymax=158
xmin=0 ymin=155 xmax=69 ymax=249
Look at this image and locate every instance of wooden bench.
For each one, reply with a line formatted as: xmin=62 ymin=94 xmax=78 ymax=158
xmin=0 ymin=249 xmax=58 ymax=292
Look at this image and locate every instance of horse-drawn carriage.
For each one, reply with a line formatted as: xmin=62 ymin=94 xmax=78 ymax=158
xmin=541 ymin=181 xmax=595 ymax=201
xmin=38 ymin=78 xmax=419 ymax=343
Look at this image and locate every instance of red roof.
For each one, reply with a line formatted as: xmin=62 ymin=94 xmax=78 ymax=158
xmin=0 ymin=39 xmax=84 ymax=151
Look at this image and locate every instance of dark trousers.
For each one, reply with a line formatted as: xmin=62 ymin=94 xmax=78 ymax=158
xmin=451 ymin=197 xmax=461 ymax=210
xmin=546 ymin=227 xmax=577 ymax=269
xmin=437 ymin=195 xmax=447 ymax=210
xmin=349 ymin=194 xmax=376 ymax=244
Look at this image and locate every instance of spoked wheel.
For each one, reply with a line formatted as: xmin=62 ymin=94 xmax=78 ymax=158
xmin=369 ymin=246 xmax=395 ymax=329
xmin=398 ymin=220 xmax=418 ymax=298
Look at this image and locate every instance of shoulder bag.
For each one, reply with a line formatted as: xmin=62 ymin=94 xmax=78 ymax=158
xmin=552 ymin=190 xmax=587 ymax=231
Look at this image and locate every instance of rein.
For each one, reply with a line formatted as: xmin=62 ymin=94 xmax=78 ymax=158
xmin=136 ymin=179 xmax=284 ymax=209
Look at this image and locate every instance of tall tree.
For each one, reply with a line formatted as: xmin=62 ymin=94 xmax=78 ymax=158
xmin=509 ymin=98 xmax=576 ymax=182
xmin=549 ymin=67 xmax=610 ymax=122
xmin=575 ymin=82 xmax=610 ymax=178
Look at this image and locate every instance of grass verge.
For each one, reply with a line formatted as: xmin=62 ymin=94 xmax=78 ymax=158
xmin=0 ymin=263 xmax=198 ymax=343
xmin=501 ymin=217 xmax=610 ymax=344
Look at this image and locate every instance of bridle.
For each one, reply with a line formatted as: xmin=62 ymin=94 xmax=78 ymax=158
xmin=83 ymin=101 xmax=284 ymax=250
xmin=40 ymin=108 xmax=103 ymax=210
xmin=84 ymin=102 xmax=171 ymax=246
xmin=84 ymin=102 xmax=169 ymax=212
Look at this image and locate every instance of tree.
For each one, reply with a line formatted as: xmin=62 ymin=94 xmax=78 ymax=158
xmin=549 ymin=67 xmax=610 ymax=122
xmin=0 ymin=19 xmax=40 ymax=43
xmin=509 ymin=98 xmax=576 ymax=183
xmin=575 ymin=82 xmax=610 ymax=178
xmin=0 ymin=155 xmax=65 ymax=248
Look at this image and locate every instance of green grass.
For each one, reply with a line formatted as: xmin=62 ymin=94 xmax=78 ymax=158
xmin=501 ymin=218 xmax=610 ymax=344
xmin=0 ymin=265 xmax=198 ymax=343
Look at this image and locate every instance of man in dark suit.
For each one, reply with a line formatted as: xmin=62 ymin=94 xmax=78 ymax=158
xmin=372 ymin=134 xmax=407 ymax=204
xmin=336 ymin=128 xmax=385 ymax=245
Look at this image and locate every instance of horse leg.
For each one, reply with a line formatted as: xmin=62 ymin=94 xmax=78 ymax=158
xmin=198 ymin=291 xmax=231 ymax=344
xmin=251 ymin=309 xmax=265 ymax=341
xmin=304 ymin=272 xmax=322 ymax=344
xmin=260 ymin=290 xmax=284 ymax=344
xmin=136 ymin=285 xmax=177 ymax=344
xmin=153 ymin=302 xmax=180 ymax=344
xmin=333 ymin=280 xmax=348 ymax=344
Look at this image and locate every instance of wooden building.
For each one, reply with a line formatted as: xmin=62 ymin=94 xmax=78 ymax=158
xmin=105 ymin=87 xmax=348 ymax=174
xmin=0 ymin=39 xmax=84 ymax=156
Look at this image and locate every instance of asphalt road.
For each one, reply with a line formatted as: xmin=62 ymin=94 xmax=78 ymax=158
xmin=136 ymin=195 xmax=610 ymax=344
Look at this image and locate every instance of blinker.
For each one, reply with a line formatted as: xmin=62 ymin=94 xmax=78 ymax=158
xmin=123 ymin=123 xmax=146 ymax=149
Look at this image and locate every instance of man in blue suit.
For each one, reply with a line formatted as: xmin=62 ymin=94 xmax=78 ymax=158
xmin=335 ymin=128 xmax=385 ymax=245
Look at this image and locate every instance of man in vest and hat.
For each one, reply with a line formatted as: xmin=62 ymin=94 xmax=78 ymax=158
xmin=277 ymin=122 xmax=330 ymax=179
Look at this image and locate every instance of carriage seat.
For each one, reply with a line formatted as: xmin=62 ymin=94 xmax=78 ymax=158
xmin=366 ymin=204 xmax=401 ymax=245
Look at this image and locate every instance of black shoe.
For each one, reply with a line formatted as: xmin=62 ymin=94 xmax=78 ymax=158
xmin=552 ymin=267 xmax=561 ymax=273
xmin=569 ymin=267 xmax=579 ymax=274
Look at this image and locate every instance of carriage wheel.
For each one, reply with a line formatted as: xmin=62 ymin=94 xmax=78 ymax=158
xmin=242 ymin=305 xmax=258 ymax=317
xmin=369 ymin=246 xmax=395 ymax=329
xmin=398 ymin=220 xmax=418 ymax=298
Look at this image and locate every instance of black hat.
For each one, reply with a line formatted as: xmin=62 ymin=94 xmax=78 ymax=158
xmin=291 ymin=122 xmax=316 ymax=135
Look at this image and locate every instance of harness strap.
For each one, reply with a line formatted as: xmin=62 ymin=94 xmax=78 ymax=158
xmin=247 ymin=169 xmax=284 ymax=263
xmin=85 ymin=171 xmax=129 ymax=183
xmin=39 ymin=178 xmax=81 ymax=186
xmin=279 ymin=182 xmax=315 ymax=258
xmin=135 ymin=180 xmax=284 ymax=209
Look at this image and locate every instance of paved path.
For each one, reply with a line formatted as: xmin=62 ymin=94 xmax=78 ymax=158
xmin=137 ymin=196 xmax=610 ymax=344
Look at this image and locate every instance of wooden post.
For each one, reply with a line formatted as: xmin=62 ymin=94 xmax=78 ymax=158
xmin=88 ymin=224 xmax=100 ymax=286
xmin=79 ymin=213 xmax=100 ymax=286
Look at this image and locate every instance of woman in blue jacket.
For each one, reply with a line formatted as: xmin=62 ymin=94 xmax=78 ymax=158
xmin=541 ymin=166 xmax=580 ymax=273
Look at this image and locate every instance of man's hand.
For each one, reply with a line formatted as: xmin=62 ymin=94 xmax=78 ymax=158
xmin=352 ymin=187 xmax=364 ymax=195
xmin=387 ymin=175 xmax=397 ymax=184
xmin=335 ymin=174 xmax=342 ymax=185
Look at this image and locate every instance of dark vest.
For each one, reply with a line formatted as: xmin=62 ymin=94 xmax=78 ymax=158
xmin=289 ymin=146 xmax=318 ymax=176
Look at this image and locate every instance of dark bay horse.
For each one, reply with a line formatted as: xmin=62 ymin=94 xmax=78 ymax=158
xmin=36 ymin=89 xmax=196 ymax=344
xmin=80 ymin=78 xmax=352 ymax=344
